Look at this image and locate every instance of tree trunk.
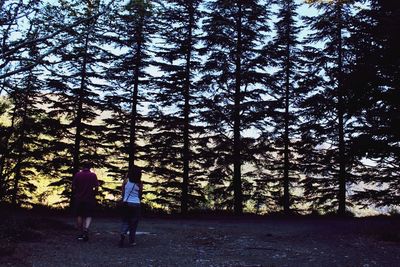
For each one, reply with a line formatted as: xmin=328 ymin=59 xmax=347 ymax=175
xmin=11 ymin=73 xmax=31 ymax=206
xmin=336 ymin=1 xmax=346 ymax=216
xmin=0 ymin=100 xmax=17 ymax=201
xmin=128 ymin=14 xmax=144 ymax=174
xmin=72 ymin=31 xmax=90 ymax=208
xmin=283 ymin=2 xmax=291 ymax=214
xmin=181 ymin=1 xmax=194 ymax=215
xmin=233 ymin=0 xmax=243 ymax=214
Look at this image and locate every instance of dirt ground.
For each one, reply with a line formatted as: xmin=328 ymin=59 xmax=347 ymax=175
xmin=1 ymin=214 xmax=399 ymax=267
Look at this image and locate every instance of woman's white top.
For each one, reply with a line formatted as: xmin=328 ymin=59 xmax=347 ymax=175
xmin=123 ymin=181 xmax=140 ymax=204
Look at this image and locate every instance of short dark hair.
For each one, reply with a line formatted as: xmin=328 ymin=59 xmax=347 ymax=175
xmin=128 ymin=166 xmax=142 ymax=183
xmin=82 ymin=161 xmax=93 ymax=169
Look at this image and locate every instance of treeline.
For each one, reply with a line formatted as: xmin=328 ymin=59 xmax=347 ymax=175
xmin=0 ymin=0 xmax=398 ymax=215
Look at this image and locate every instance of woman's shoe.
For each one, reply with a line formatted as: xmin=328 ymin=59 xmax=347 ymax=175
xmin=83 ymin=230 xmax=89 ymax=242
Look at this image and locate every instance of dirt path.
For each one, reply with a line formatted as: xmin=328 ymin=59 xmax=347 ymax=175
xmin=1 ymin=215 xmax=399 ymax=266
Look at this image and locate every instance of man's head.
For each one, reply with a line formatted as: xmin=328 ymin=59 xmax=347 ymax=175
xmin=82 ymin=161 xmax=93 ymax=170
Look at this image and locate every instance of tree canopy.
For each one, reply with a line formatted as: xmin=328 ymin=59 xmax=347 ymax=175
xmin=0 ymin=0 xmax=398 ymax=216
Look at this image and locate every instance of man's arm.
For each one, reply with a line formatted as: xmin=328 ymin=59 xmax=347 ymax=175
xmin=93 ymin=174 xmax=99 ymax=195
xmin=72 ymin=175 xmax=77 ymax=196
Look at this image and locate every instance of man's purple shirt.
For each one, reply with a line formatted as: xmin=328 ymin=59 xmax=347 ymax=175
xmin=72 ymin=169 xmax=99 ymax=203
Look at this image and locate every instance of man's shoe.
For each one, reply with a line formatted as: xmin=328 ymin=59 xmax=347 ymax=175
xmin=118 ymin=234 xmax=125 ymax=248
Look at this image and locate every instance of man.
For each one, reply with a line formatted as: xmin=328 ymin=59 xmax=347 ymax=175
xmin=72 ymin=161 xmax=99 ymax=241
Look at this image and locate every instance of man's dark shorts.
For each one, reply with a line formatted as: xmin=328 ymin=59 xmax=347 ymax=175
xmin=74 ymin=201 xmax=96 ymax=217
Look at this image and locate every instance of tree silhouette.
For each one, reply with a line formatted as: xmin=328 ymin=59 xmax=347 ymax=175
xmin=147 ymin=0 xmax=205 ymax=213
xmin=201 ymin=0 xmax=270 ymax=214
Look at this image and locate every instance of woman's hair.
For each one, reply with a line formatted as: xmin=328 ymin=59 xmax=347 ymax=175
xmin=127 ymin=166 xmax=142 ymax=183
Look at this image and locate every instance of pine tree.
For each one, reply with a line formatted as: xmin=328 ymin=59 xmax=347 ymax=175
xmin=200 ymin=0 xmax=270 ymax=214
xmin=0 ymin=20 xmax=54 ymax=206
xmin=102 ymin=0 xmax=156 ymax=198
xmin=348 ymin=0 xmax=400 ymax=210
xmin=259 ymin=0 xmax=303 ymax=214
xmin=0 ymin=1 xmax=40 ymax=205
xmin=44 ymin=0 xmax=110 ymax=205
xmin=299 ymin=0 xmax=362 ymax=215
xmin=145 ymin=0 xmax=205 ymax=213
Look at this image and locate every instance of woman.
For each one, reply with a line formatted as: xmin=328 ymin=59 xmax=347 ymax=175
xmin=119 ymin=166 xmax=142 ymax=247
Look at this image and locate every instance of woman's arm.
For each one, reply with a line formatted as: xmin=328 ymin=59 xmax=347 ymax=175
xmin=139 ymin=182 xmax=143 ymax=201
xmin=121 ymin=178 xmax=127 ymax=200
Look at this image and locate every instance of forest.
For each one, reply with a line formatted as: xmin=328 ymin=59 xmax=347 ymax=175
xmin=0 ymin=0 xmax=399 ymax=216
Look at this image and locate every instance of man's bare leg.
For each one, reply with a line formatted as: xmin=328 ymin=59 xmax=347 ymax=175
xmin=77 ymin=216 xmax=83 ymax=231
xmin=84 ymin=217 xmax=92 ymax=229
xmin=82 ymin=217 xmax=92 ymax=241
xmin=76 ymin=216 xmax=84 ymax=240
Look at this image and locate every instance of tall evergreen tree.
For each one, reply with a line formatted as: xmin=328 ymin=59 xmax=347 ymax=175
xmin=299 ymin=0 xmax=362 ymax=215
xmin=348 ymin=0 xmax=400 ymax=210
xmin=201 ymin=0 xmax=270 ymax=214
xmin=0 ymin=1 xmax=43 ymax=205
xmin=9 ymin=37 xmax=41 ymax=206
xmin=0 ymin=19 xmax=55 ymax=206
xmin=260 ymin=0 xmax=303 ymax=214
xmin=44 ymin=0 xmax=109 ymax=204
xmin=103 ymin=0 xmax=155 ymax=193
xmin=146 ymin=0 xmax=205 ymax=213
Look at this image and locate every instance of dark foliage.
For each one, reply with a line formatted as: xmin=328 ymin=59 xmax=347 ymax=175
xmin=0 ymin=0 xmax=397 ymax=216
